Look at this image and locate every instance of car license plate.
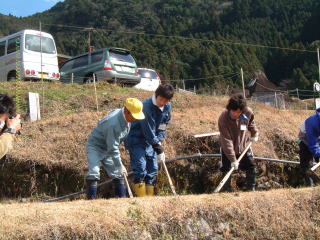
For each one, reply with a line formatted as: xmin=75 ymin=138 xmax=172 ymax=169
xmin=115 ymin=66 xmax=122 ymax=71
xmin=39 ymin=73 xmax=48 ymax=78
xmin=122 ymin=66 xmax=131 ymax=72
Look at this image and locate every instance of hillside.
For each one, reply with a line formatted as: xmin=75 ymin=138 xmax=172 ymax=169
xmin=0 ymin=81 xmax=315 ymax=199
xmin=1 ymin=0 xmax=320 ymax=91
xmin=0 ymin=187 xmax=319 ymax=239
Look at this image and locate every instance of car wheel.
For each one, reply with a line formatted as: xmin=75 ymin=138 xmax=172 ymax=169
xmin=7 ymin=71 xmax=16 ymax=81
xmin=83 ymin=74 xmax=96 ymax=84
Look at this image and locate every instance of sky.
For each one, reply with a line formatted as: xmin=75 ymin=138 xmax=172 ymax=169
xmin=0 ymin=0 xmax=63 ymax=17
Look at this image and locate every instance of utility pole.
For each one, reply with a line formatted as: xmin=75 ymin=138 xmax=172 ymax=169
xmin=39 ymin=21 xmax=44 ymax=113
xmin=88 ymin=30 xmax=91 ymax=52
xmin=241 ymin=68 xmax=245 ymax=98
xmin=39 ymin=21 xmax=43 ymax=83
xmin=85 ymin=27 xmax=94 ymax=52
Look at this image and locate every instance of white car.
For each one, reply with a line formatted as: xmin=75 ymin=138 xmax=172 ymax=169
xmin=134 ymin=68 xmax=161 ymax=91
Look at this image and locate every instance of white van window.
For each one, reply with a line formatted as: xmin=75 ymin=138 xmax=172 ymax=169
xmin=91 ymin=50 xmax=103 ymax=63
xmin=0 ymin=41 xmax=5 ymax=56
xmin=25 ymin=34 xmax=56 ymax=54
xmin=7 ymin=36 xmax=21 ymax=54
xmin=109 ymin=50 xmax=135 ymax=63
xmin=73 ymin=55 xmax=88 ymax=69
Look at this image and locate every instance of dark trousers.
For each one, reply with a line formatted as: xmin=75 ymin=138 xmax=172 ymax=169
xmin=299 ymin=142 xmax=319 ymax=169
xmin=299 ymin=141 xmax=319 ymax=186
xmin=220 ymin=148 xmax=256 ymax=172
xmin=220 ymin=148 xmax=257 ymax=191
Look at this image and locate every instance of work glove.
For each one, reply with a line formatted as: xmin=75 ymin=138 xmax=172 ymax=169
xmin=157 ymin=152 xmax=166 ymax=163
xmin=118 ymin=162 xmax=128 ymax=176
xmin=250 ymin=135 xmax=259 ymax=142
xmin=231 ymin=161 xmax=239 ymax=170
xmin=152 ymin=142 xmax=164 ymax=155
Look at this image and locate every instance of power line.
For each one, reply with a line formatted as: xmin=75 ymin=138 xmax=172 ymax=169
xmin=163 ymin=73 xmax=239 ymax=82
xmin=43 ymin=23 xmax=317 ymax=53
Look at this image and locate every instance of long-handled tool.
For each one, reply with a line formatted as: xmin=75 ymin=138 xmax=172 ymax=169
xmin=162 ymin=160 xmax=177 ymax=195
xmin=214 ymin=142 xmax=252 ymax=193
xmin=123 ymin=174 xmax=133 ymax=198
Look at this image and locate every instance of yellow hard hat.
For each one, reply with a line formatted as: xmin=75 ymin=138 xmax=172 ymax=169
xmin=124 ymin=98 xmax=145 ymax=120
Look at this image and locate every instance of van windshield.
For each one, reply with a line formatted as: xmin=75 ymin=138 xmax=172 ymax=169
xmin=25 ymin=34 xmax=56 ymax=54
xmin=109 ymin=50 xmax=135 ymax=63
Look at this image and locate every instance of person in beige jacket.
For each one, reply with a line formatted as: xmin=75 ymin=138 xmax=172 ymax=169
xmin=218 ymin=93 xmax=258 ymax=191
xmin=0 ymin=94 xmax=21 ymax=159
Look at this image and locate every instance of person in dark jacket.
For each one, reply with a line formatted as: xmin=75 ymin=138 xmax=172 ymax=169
xmin=298 ymin=108 xmax=320 ymax=187
xmin=125 ymin=84 xmax=174 ymax=197
xmin=218 ymin=93 xmax=259 ymax=192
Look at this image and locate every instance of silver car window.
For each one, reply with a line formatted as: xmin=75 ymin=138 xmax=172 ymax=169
xmin=138 ymin=69 xmax=158 ymax=79
xmin=73 ymin=55 xmax=89 ymax=69
xmin=91 ymin=50 xmax=103 ymax=63
xmin=109 ymin=51 xmax=135 ymax=63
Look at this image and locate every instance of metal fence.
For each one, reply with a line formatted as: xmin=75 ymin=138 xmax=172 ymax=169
xmin=252 ymin=92 xmax=286 ymax=109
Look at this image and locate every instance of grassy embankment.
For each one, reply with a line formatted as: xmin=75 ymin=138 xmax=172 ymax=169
xmin=0 ymin=81 xmax=316 ymax=198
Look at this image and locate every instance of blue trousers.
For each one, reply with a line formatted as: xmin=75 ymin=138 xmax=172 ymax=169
xmin=128 ymin=144 xmax=158 ymax=185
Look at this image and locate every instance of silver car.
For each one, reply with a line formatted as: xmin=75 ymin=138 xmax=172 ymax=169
xmin=60 ymin=47 xmax=141 ymax=85
xmin=134 ymin=68 xmax=161 ymax=91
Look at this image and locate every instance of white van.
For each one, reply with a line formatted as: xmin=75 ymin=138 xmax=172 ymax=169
xmin=134 ymin=68 xmax=161 ymax=91
xmin=0 ymin=29 xmax=60 ymax=81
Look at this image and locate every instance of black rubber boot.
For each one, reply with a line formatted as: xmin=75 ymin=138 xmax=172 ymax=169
xmin=302 ymin=169 xmax=315 ymax=187
xmin=86 ymin=180 xmax=98 ymax=200
xmin=305 ymin=174 xmax=315 ymax=187
xmin=113 ymin=178 xmax=126 ymax=198
xmin=246 ymin=168 xmax=256 ymax=191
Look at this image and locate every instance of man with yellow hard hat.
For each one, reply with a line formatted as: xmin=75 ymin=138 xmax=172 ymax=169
xmin=85 ymin=98 xmax=145 ymax=199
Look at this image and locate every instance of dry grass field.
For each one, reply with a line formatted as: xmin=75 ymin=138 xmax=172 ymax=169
xmin=0 ymin=82 xmax=319 ymax=239
xmin=0 ymin=187 xmax=319 ymax=239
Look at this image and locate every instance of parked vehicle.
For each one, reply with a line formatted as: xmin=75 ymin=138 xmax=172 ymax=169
xmin=134 ymin=68 xmax=161 ymax=91
xmin=0 ymin=29 xmax=60 ymax=81
xmin=60 ymin=47 xmax=140 ymax=85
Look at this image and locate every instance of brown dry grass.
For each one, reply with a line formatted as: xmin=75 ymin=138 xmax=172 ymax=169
xmin=0 ymin=187 xmax=319 ymax=239
xmin=9 ymin=92 xmax=313 ymax=172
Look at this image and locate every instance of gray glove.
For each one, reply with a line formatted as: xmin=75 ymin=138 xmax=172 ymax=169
xmin=157 ymin=152 xmax=166 ymax=163
xmin=250 ymin=135 xmax=259 ymax=142
xmin=231 ymin=161 xmax=239 ymax=170
xmin=118 ymin=162 xmax=127 ymax=176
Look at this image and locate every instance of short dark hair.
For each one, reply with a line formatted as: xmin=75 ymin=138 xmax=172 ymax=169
xmin=226 ymin=93 xmax=247 ymax=111
xmin=155 ymin=84 xmax=174 ymax=100
xmin=0 ymin=94 xmax=15 ymax=115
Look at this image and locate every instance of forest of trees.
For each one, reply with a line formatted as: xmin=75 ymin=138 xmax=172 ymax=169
xmin=0 ymin=0 xmax=320 ymax=92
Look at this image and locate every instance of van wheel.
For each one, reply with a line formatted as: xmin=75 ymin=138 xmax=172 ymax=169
xmin=83 ymin=74 xmax=96 ymax=84
xmin=7 ymin=71 xmax=16 ymax=81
